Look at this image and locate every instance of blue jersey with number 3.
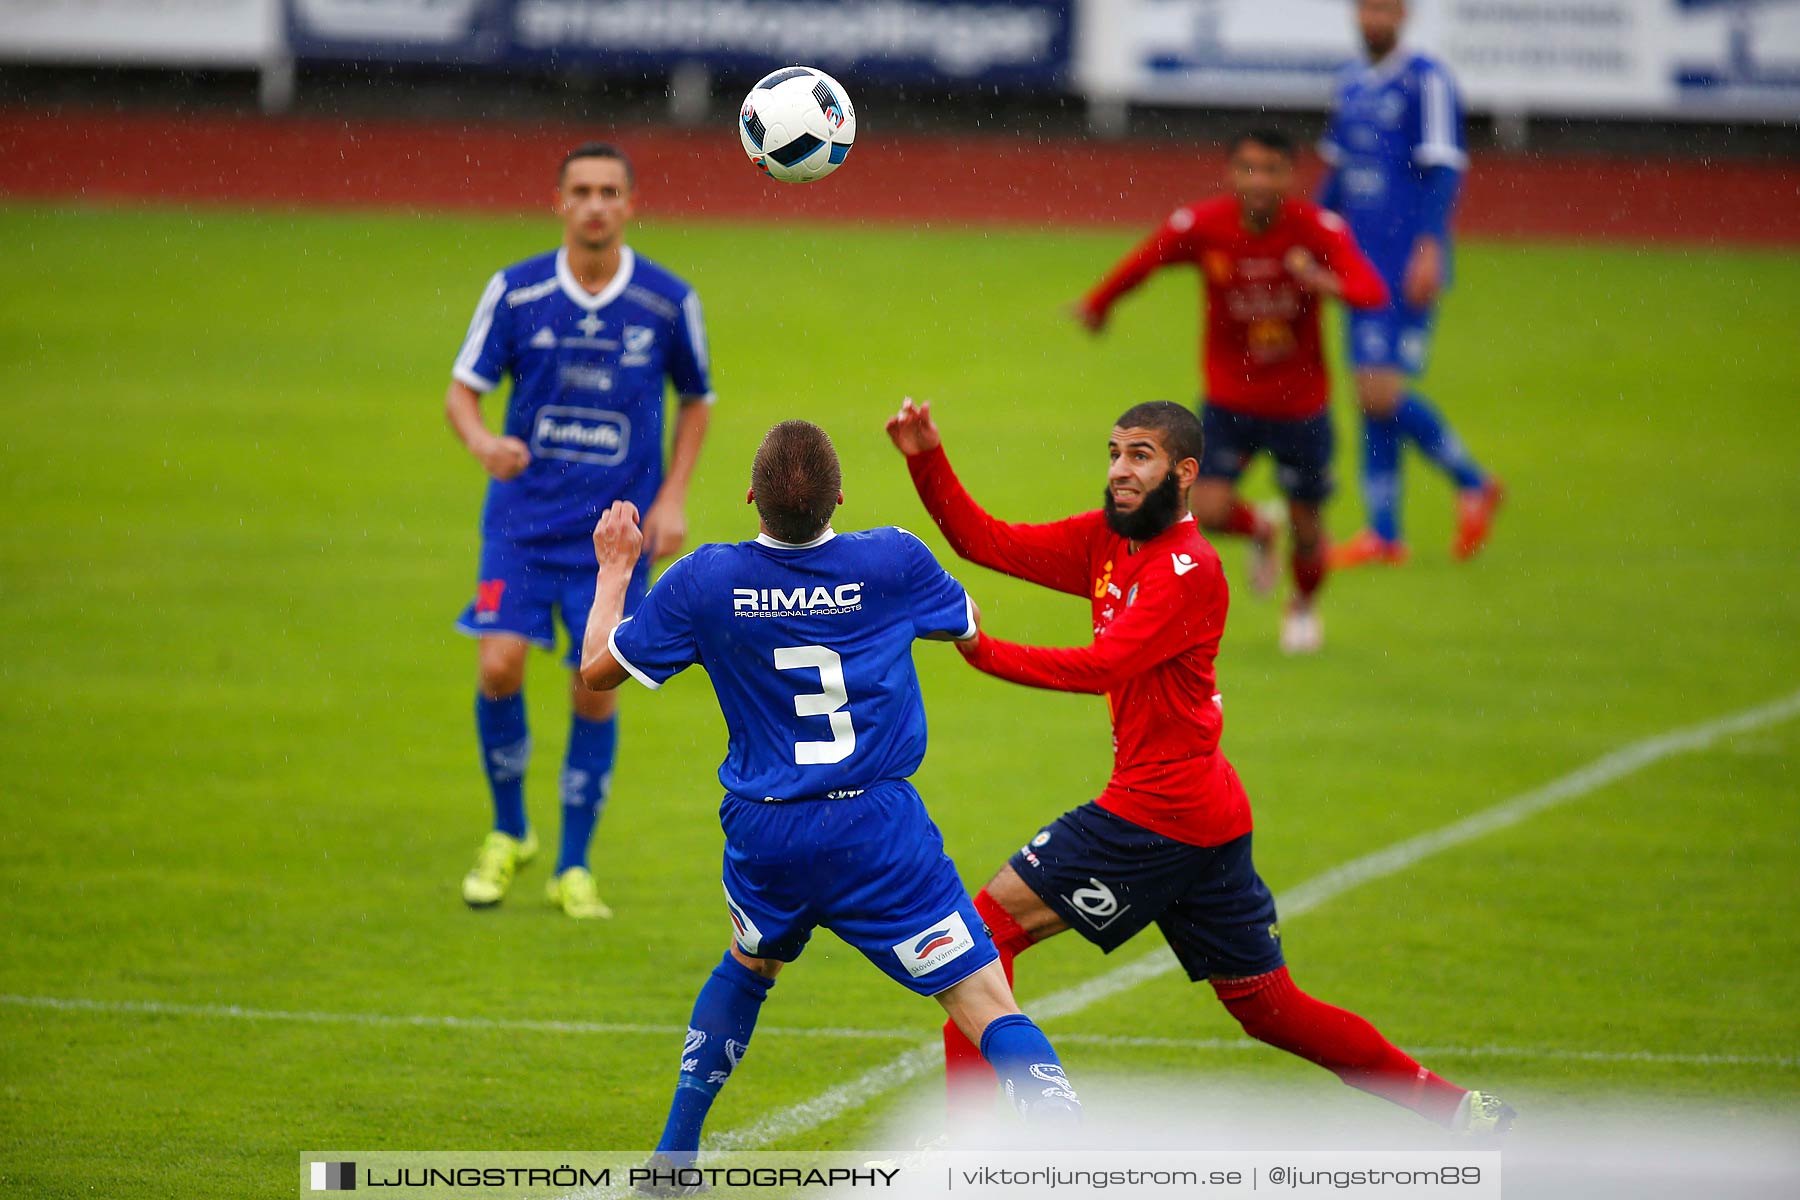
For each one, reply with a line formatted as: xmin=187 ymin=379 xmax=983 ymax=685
xmin=608 ymin=527 xmax=975 ymax=802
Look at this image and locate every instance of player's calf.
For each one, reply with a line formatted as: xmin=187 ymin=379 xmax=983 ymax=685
xmin=653 ymin=951 xmax=777 ymax=1161
xmin=1211 ymin=966 xmax=1481 ymax=1129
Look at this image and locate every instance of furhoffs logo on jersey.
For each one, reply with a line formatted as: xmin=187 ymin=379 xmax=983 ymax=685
xmin=892 ymin=910 xmax=975 ymax=979
xmin=531 ymin=406 xmax=631 ymax=466
xmin=732 ymin=583 xmax=863 ymax=617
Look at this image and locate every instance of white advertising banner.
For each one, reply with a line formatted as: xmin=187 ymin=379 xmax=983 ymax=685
xmin=1076 ymin=0 xmax=1800 ymax=120
xmin=0 ymin=0 xmax=282 ymax=65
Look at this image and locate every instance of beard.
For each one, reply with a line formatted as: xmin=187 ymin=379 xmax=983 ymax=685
xmin=1103 ymin=467 xmax=1185 ymax=542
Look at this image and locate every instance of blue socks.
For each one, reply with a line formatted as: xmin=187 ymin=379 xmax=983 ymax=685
xmin=1396 ymin=393 xmax=1485 ymax=491
xmin=475 ymin=693 xmax=529 ymax=839
xmin=557 ymin=715 xmax=617 ymax=872
xmin=1361 ymin=394 xmax=1486 ymax=542
xmin=657 ymin=954 xmax=776 ymax=1158
xmin=1361 ymin=413 xmax=1404 ymax=544
xmin=980 ymin=1013 xmax=1081 ymax=1121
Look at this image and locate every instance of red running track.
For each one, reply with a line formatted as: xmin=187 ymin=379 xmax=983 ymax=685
xmin=2 ymin=107 xmax=1796 ymax=245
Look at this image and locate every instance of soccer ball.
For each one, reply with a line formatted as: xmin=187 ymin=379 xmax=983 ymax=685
xmin=738 ymin=66 xmax=856 ymax=184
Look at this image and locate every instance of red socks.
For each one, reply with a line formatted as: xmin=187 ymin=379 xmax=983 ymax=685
xmin=944 ymin=890 xmax=1035 ymax=1104
xmin=1216 ymin=500 xmax=1268 ymax=539
xmin=1212 ymin=967 xmax=1466 ymax=1127
xmin=1292 ymin=546 xmax=1327 ymax=600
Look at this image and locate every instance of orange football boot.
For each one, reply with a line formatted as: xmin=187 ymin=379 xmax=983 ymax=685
xmin=1328 ymin=529 xmax=1409 ymax=569
xmin=1453 ymin=479 xmax=1506 ymax=561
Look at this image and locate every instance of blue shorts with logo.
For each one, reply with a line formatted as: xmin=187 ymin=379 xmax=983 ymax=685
xmin=1347 ymin=300 xmax=1437 ymax=376
xmin=1009 ymin=802 xmax=1284 ymax=983
xmin=719 ymin=780 xmax=998 ymax=997
xmin=1198 ymin=403 xmax=1335 ymax=504
xmin=455 ymin=537 xmax=650 ymax=668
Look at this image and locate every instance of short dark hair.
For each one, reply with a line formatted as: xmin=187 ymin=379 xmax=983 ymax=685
xmin=560 ymin=142 xmax=635 ymax=188
xmin=1229 ymin=128 xmax=1295 ymax=159
xmin=1114 ymin=401 xmax=1205 ymax=468
xmin=752 ymin=421 xmax=842 ymax=544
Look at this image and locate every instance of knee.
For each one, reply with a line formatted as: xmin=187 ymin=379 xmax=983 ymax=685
xmin=729 ymin=945 xmax=783 ymax=980
xmin=570 ymin=675 xmax=618 ymax=721
xmin=1189 ymin=483 xmax=1233 ymax=529
xmin=1211 ymin=967 xmax=1290 ymax=1038
xmin=478 ymin=664 xmax=524 ymax=698
xmin=1358 ymin=378 xmax=1402 ymax=418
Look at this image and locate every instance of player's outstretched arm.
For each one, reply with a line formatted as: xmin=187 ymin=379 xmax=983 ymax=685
xmin=1074 ymin=212 xmax=1195 ymax=333
xmin=579 ymin=501 xmax=644 ymax=691
xmin=445 ymin=380 xmax=530 ymax=481
xmin=886 ymin=399 xmax=1092 ymax=597
xmin=954 ymin=561 xmax=1222 ymax=694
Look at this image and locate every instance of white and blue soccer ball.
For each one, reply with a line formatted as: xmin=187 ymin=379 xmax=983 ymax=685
xmin=738 ymin=66 xmax=856 ymax=184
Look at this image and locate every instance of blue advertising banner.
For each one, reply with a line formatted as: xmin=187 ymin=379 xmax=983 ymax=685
xmin=287 ymin=0 xmax=1072 ymax=84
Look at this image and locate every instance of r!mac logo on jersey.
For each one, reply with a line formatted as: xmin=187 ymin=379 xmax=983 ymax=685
xmin=732 ymin=583 xmax=863 ymax=617
xmin=892 ymin=910 xmax=975 ymax=978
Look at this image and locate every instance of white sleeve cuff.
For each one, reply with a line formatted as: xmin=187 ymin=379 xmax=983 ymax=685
xmin=955 ymin=594 xmax=978 ymax=642
xmin=1414 ymin=145 xmax=1469 ymax=171
xmin=607 ymin=622 xmax=663 ymax=690
xmin=680 ymin=392 xmax=717 ymax=406
xmin=453 ymin=366 xmax=498 ymax=394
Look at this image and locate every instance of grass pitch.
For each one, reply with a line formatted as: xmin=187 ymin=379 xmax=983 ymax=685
xmin=1 ymin=204 xmax=1797 ymax=1197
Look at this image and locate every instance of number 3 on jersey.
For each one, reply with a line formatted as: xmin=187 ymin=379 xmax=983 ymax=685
xmin=774 ymin=645 xmax=856 ymax=765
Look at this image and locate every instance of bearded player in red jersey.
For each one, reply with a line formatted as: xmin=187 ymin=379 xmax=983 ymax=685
xmin=887 ymin=396 xmax=1515 ymax=1136
xmin=1075 ymin=130 xmax=1388 ymax=654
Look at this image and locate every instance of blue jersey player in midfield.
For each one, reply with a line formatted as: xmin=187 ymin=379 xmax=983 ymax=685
xmin=447 ymin=143 xmax=714 ymax=918
xmin=1319 ymin=0 xmax=1504 ymax=568
xmin=579 ymin=421 xmax=1081 ymax=1169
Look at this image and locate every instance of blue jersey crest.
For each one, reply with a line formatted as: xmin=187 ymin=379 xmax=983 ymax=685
xmin=609 ymin=527 xmax=975 ymax=802
xmin=453 ymin=247 xmax=713 ymax=567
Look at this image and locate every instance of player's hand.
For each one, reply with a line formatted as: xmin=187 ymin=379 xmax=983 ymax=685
xmin=1284 ymin=247 xmax=1335 ymax=294
xmin=1069 ymin=301 xmax=1106 ymax=334
xmin=885 ymin=397 xmax=942 ymax=457
xmin=592 ymin=501 xmax=643 ymax=575
xmin=476 ymin=435 xmax=531 ymax=482
xmin=1403 ymin=236 xmax=1443 ymax=308
xmin=640 ymin=495 xmax=688 ymax=563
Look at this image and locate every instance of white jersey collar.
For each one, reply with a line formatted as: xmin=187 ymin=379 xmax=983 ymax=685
xmin=756 ymin=527 xmax=838 ymax=550
xmin=556 ymin=245 xmax=635 ymax=311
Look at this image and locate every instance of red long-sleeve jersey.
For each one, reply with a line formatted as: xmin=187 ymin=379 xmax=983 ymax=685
xmin=909 ymin=445 xmax=1252 ymax=848
xmin=1082 ymin=196 xmax=1388 ymax=420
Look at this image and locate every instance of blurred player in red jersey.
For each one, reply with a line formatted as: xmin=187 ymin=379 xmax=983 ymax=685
xmin=1074 ymin=130 xmax=1388 ymax=654
xmin=888 ymin=396 xmax=1515 ymax=1136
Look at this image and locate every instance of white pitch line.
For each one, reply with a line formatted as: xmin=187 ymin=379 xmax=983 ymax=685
xmin=11 ymin=994 xmax=1785 ymax=1074
xmin=0 ymin=994 xmax=919 ymax=1044
xmin=697 ymin=685 xmax=1800 ymax=1149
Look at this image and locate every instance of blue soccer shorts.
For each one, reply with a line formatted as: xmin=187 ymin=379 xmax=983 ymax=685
xmin=455 ymin=537 xmax=649 ymax=668
xmin=717 ymin=780 xmax=999 ymax=997
xmin=1009 ymin=802 xmax=1285 ymax=983
xmin=1347 ymin=299 xmax=1437 ymax=376
xmin=1198 ymin=403 xmax=1336 ymax=504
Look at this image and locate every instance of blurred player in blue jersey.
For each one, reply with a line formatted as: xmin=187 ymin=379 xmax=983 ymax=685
xmin=1319 ymin=0 xmax=1504 ymax=566
xmin=580 ymin=422 xmax=1081 ymax=1171
xmin=446 ymin=143 xmax=714 ymax=918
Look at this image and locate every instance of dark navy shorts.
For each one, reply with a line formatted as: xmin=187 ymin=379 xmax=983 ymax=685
xmin=1009 ymin=802 xmax=1285 ymax=982
xmin=455 ymin=538 xmax=650 ymax=668
xmin=1198 ymin=403 xmax=1335 ymax=504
